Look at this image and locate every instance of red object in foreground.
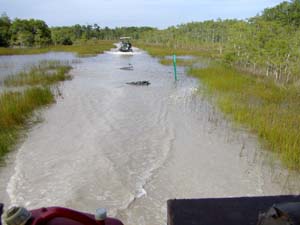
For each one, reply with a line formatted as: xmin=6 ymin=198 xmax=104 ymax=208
xmin=28 ymin=207 xmax=123 ymax=225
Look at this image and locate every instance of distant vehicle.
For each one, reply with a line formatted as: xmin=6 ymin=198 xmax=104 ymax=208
xmin=119 ymin=37 xmax=133 ymax=52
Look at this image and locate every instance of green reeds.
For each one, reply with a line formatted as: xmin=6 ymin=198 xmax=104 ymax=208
xmin=0 ymin=87 xmax=54 ymax=159
xmin=0 ymin=60 xmax=73 ymax=161
xmin=136 ymin=43 xmax=217 ymax=58
xmin=50 ymin=40 xmax=114 ymax=57
xmin=4 ymin=60 xmax=72 ymax=86
xmin=190 ymin=65 xmax=300 ymax=170
xmin=0 ymin=40 xmax=114 ymax=57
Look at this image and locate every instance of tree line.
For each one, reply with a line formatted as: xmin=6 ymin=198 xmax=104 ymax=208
xmin=0 ymin=13 xmax=154 ymax=47
xmin=0 ymin=14 xmax=52 ymax=47
xmin=140 ymin=0 xmax=300 ymax=83
xmin=51 ymin=25 xmax=154 ymax=45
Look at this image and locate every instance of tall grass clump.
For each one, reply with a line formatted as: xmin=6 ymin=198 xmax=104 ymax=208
xmin=0 ymin=59 xmax=74 ymax=160
xmin=4 ymin=60 xmax=72 ymax=86
xmin=190 ymin=65 xmax=300 ymax=170
xmin=0 ymin=87 xmax=54 ymax=159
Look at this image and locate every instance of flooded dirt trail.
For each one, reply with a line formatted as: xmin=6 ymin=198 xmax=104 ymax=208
xmin=0 ymin=49 xmax=299 ymax=225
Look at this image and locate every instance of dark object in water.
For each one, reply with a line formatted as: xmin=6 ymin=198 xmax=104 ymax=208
xmin=126 ymin=81 xmax=150 ymax=86
xmin=120 ymin=64 xmax=133 ymax=70
xmin=167 ymin=196 xmax=300 ymax=225
xmin=257 ymin=202 xmax=300 ymax=225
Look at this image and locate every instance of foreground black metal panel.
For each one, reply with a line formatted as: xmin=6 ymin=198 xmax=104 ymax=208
xmin=167 ymin=195 xmax=300 ymax=225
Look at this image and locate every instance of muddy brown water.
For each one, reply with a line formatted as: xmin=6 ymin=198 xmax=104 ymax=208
xmin=0 ymin=49 xmax=299 ymax=225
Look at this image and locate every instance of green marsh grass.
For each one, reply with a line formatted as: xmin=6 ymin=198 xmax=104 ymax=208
xmin=0 ymin=40 xmax=114 ymax=57
xmin=1 ymin=60 xmax=74 ymax=160
xmin=137 ymin=43 xmax=218 ymax=58
xmin=4 ymin=60 xmax=72 ymax=86
xmin=142 ymin=43 xmax=300 ymax=170
xmin=0 ymin=87 xmax=54 ymax=159
xmin=138 ymin=43 xmax=216 ymax=70
xmin=190 ymin=65 xmax=300 ymax=170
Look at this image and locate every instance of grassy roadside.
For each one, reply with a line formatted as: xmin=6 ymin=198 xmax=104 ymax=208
xmin=137 ymin=43 xmax=215 ymax=69
xmin=0 ymin=60 xmax=73 ymax=161
xmin=189 ymin=65 xmax=300 ymax=170
xmin=0 ymin=87 xmax=54 ymax=159
xmin=0 ymin=40 xmax=114 ymax=57
xmin=141 ymin=43 xmax=300 ymax=170
xmin=136 ymin=43 xmax=218 ymax=58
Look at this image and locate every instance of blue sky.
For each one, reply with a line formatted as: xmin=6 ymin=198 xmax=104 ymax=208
xmin=1 ymin=0 xmax=284 ymax=28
